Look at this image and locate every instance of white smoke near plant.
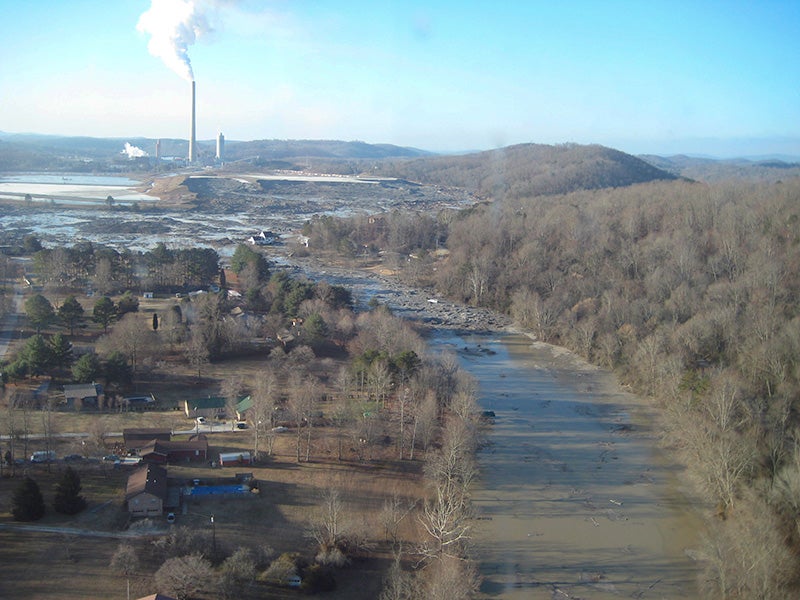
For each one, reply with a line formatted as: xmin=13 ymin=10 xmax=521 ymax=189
xmin=137 ymin=0 xmax=219 ymax=81
xmin=122 ymin=143 xmax=149 ymax=158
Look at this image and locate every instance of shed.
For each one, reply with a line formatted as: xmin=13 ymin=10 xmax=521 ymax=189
xmin=126 ymin=464 xmax=168 ymax=517
xmin=219 ymin=451 xmax=252 ymax=467
xmin=184 ymin=396 xmax=226 ymax=419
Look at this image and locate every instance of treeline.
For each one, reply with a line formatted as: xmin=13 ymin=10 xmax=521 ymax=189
xmin=30 ymin=241 xmax=221 ymax=293
xmin=307 ymin=176 xmax=800 ymax=598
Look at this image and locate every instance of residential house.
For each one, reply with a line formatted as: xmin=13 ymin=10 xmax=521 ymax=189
xmin=184 ymin=396 xmax=227 ymax=419
xmin=63 ymin=382 xmax=103 ymax=409
xmin=139 ymin=436 xmax=208 ymax=463
xmin=125 ymin=464 xmax=168 ymax=517
xmin=235 ymin=395 xmax=253 ymax=421
xmin=123 ymin=428 xmax=172 ymax=451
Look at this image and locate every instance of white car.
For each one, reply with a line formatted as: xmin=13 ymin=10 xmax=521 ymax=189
xmin=196 ymin=416 xmax=206 ymax=424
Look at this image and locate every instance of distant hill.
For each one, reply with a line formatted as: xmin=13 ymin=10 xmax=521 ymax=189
xmin=640 ymin=154 xmax=800 ymax=183
xmin=222 ymin=139 xmax=431 ymax=162
xmin=372 ymin=143 xmax=679 ymax=200
xmin=0 ymin=133 xmax=430 ymax=172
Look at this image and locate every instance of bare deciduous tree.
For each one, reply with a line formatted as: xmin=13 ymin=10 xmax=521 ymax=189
xmin=154 ymin=554 xmax=217 ymax=600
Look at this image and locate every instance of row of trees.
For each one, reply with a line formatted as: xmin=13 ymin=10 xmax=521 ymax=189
xmin=30 ymin=241 xmax=221 ymax=293
xmin=11 ymin=468 xmax=86 ymax=521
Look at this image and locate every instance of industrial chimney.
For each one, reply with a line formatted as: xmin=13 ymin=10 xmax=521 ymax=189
xmin=216 ymin=131 xmax=225 ymax=161
xmin=188 ymin=80 xmax=197 ymax=163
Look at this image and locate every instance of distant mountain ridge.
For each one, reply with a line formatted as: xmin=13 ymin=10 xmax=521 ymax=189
xmin=640 ymin=154 xmax=800 ymax=182
xmin=373 ymin=143 xmax=679 ymax=199
xmin=0 ymin=133 xmax=429 ymax=169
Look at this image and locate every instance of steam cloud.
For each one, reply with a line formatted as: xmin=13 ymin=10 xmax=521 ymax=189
xmin=122 ymin=143 xmax=149 ymax=158
xmin=137 ymin=0 xmax=216 ymax=81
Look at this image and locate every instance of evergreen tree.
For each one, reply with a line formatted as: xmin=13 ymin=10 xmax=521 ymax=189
xmin=57 ymin=295 xmax=84 ymax=335
xmin=25 ymin=294 xmax=55 ymax=334
xmin=116 ymin=291 xmax=139 ymax=316
xmin=72 ymin=352 xmax=102 ymax=383
xmin=53 ymin=467 xmax=87 ymax=515
xmin=104 ymin=351 xmax=133 ymax=388
xmin=93 ymin=296 xmax=116 ymax=331
xmin=49 ymin=333 xmax=74 ymax=369
xmin=20 ymin=334 xmax=52 ymax=376
xmin=153 ymin=312 xmax=159 ymax=331
xmin=12 ymin=476 xmax=46 ymax=521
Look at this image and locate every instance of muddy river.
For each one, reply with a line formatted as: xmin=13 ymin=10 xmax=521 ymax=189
xmin=431 ymin=330 xmax=702 ymax=599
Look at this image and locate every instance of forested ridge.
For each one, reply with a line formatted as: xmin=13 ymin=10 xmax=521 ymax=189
xmin=307 ymin=176 xmax=800 ymax=598
xmin=374 ymin=143 xmax=679 ymax=200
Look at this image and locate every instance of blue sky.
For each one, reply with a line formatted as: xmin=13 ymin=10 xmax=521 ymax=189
xmin=1 ymin=0 xmax=798 ymax=157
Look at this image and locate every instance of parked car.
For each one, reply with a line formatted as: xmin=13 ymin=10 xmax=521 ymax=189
xmin=30 ymin=450 xmax=56 ymax=463
xmin=64 ymin=454 xmax=83 ymax=462
xmin=103 ymin=454 xmax=120 ymax=462
xmin=236 ymin=421 xmax=248 ymax=429
xmin=196 ymin=416 xmax=207 ymax=424
xmin=166 ymin=512 xmax=176 ymax=524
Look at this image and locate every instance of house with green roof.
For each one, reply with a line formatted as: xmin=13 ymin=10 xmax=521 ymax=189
xmin=235 ymin=395 xmax=253 ymax=421
xmin=183 ymin=396 xmax=226 ymax=419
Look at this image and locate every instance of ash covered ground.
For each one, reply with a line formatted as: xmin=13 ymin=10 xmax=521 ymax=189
xmin=0 ymin=173 xmax=476 ymax=253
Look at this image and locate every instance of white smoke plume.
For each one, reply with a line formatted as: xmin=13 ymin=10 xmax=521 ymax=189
xmin=137 ymin=0 xmax=216 ymax=81
xmin=122 ymin=143 xmax=149 ymax=158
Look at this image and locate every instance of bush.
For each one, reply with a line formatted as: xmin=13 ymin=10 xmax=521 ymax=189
xmin=302 ymin=563 xmax=337 ymax=593
xmin=315 ymin=546 xmax=348 ymax=568
xmin=261 ymin=552 xmax=298 ymax=584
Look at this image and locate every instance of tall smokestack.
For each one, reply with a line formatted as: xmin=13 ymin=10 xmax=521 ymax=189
xmin=216 ymin=131 xmax=224 ymax=161
xmin=189 ymin=80 xmax=197 ymax=163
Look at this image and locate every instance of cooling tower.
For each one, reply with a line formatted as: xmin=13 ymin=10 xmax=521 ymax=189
xmin=189 ymin=80 xmax=197 ymax=163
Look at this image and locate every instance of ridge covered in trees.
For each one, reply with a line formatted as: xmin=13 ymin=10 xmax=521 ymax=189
xmin=306 ymin=175 xmax=800 ymax=598
xmin=373 ymin=143 xmax=679 ymax=199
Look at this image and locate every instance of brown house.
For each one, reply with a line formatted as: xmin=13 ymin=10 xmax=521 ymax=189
xmin=139 ymin=436 xmax=208 ymax=464
xmin=126 ymin=464 xmax=168 ymax=517
xmin=123 ymin=428 xmax=172 ymax=451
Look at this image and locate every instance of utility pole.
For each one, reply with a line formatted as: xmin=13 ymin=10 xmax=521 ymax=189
xmin=211 ymin=514 xmax=216 ymax=556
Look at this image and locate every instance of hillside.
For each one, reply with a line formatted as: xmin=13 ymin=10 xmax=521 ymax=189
xmin=372 ymin=143 xmax=679 ymax=200
xmin=640 ymin=153 xmax=800 ymax=183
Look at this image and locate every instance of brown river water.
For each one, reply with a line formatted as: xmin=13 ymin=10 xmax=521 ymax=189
xmin=432 ymin=330 xmax=704 ymax=600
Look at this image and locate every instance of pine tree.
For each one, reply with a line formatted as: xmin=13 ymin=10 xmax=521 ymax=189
xmin=53 ymin=466 xmax=87 ymax=515
xmin=12 ymin=476 xmax=46 ymax=521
